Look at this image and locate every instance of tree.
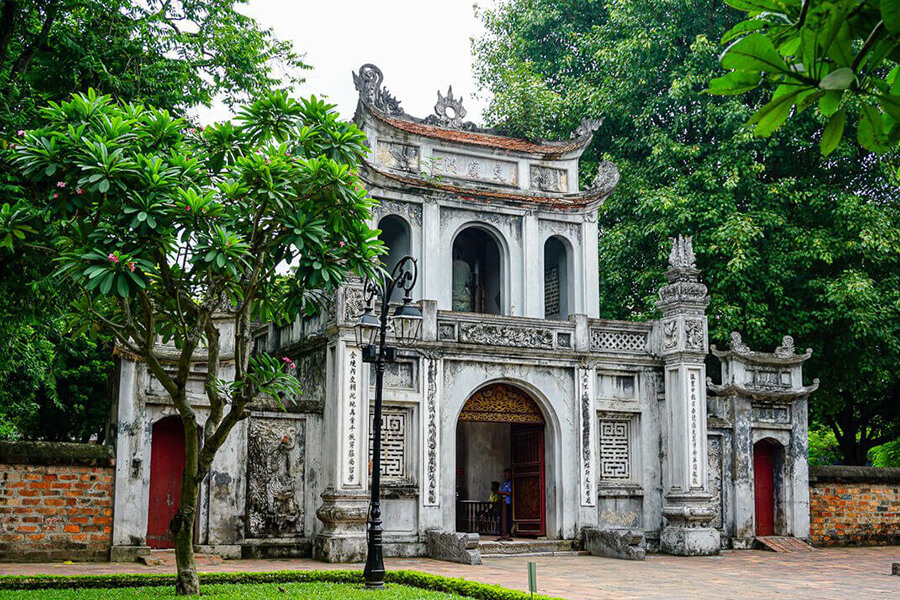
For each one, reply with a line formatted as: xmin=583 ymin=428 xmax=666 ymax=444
xmin=710 ymin=0 xmax=900 ymax=156
xmin=474 ymin=0 xmax=900 ymax=464
xmin=11 ymin=90 xmax=383 ymax=594
xmin=0 ymin=0 xmax=308 ymax=442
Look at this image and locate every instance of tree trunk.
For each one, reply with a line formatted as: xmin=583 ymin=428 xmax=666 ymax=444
xmin=171 ymin=468 xmax=200 ymax=595
xmin=171 ymin=405 xmax=201 ymax=595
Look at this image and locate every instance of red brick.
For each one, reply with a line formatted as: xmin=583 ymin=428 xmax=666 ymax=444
xmin=63 ymin=525 xmax=80 ymax=534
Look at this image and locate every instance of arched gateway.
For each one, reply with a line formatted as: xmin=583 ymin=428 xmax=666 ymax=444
xmin=455 ymin=384 xmax=546 ymax=537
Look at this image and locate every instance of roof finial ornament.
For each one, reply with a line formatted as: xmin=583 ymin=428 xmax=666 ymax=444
xmin=433 ymin=86 xmax=467 ymax=129
xmin=571 ymin=117 xmax=603 ymax=138
xmin=668 ymin=235 xmax=696 ymax=270
xmin=589 ymin=161 xmax=620 ymax=195
xmin=352 ymin=63 xmax=404 ymax=116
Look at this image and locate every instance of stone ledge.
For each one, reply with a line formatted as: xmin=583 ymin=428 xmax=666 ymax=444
xmin=0 ymin=441 xmax=114 ymax=467
xmin=810 ymin=466 xmax=900 ymax=484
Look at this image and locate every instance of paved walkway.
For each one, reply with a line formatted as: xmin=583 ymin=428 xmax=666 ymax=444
xmin=0 ymin=547 xmax=898 ymax=599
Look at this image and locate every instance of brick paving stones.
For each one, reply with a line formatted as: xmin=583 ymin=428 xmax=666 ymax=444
xmin=0 ymin=547 xmax=898 ymax=599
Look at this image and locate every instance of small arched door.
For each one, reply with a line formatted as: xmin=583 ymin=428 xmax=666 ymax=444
xmin=753 ymin=439 xmax=777 ymax=537
xmin=147 ymin=416 xmax=186 ymax=549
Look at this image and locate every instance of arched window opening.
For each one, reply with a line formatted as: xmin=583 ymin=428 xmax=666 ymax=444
xmin=544 ymin=237 xmax=569 ymax=320
xmin=378 ymin=215 xmax=411 ymax=301
xmin=452 ymin=227 xmax=502 ymax=315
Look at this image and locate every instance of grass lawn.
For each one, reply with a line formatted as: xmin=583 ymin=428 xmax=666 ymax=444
xmin=0 ymin=581 xmax=472 ymax=599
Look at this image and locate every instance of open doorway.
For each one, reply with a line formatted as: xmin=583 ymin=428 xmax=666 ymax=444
xmin=455 ymin=383 xmax=546 ymax=537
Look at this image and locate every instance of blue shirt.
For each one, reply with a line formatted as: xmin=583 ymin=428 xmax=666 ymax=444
xmin=501 ymin=480 xmax=512 ymax=504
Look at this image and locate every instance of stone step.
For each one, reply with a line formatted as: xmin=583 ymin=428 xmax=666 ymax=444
xmin=755 ymin=536 xmax=816 ymax=553
xmin=478 ymin=538 xmax=581 ymax=557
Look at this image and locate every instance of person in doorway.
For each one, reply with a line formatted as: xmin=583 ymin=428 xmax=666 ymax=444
xmin=496 ymin=468 xmax=513 ymax=540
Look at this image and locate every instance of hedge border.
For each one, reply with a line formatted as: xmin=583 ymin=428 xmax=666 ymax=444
xmin=0 ymin=569 xmax=565 ymax=600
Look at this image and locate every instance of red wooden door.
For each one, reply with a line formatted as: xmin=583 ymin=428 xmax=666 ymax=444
xmin=511 ymin=424 xmax=545 ymax=537
xmin=147 ymin=416 xmax=185 ymax=549
xmin=754 ymin=440 xmax=776 ymax=537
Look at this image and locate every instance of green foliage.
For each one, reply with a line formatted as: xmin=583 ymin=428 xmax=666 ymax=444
xmin=474 ymin=0 xmax=900 ymax=465
xmin=868 ymin=438 xmax=900 ymax=467
xmin=0 ymin=0 xmax=310 ymax=443
xmin=0 ymin=570 xmax=564 ymax=600
xmin=808 ymin=427 xmax=842 ymax=465
xmin=710 ymin=0 xmax=900 ymax=156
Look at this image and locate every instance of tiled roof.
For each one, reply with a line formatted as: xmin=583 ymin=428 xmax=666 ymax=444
xmin=373 ymin=111 xmax=592 ymax=157
xmin=364 ymin=163 xmax=606 ymax=210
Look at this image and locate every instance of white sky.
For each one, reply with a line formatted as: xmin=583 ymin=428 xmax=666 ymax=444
xmin=194 ymin=0 xmax=496 ymax=126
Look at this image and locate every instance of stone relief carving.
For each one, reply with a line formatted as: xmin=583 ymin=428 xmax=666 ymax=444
xmin=439 ymin=208 xmax=522 ymax=242
xmin=684 ymin=319 xmax=704 ymax=350
xmin=707 ymin=436 xmax=723 ymax=529
xmin=572 ymin=117 xmax=603 ymax=138
xmin=530 ymin=165 xmax=567 ymax=192
xmin=589 ymin=161 xmax=620 ymax=196
xmin=425 ymin=359 xmax=439 ymax=505
xmin=353 ymin=64 xmax=404 ymax=116
xmin=668 ymin=235 xmax=696 ymax=270
xmin=246 ymin=418 xmax=305 ymax=538
xmin=375 ymin=198 xmax=422 ymax=227
xmin=458 ymin=322 xmax=554 ymax=349
xmin=657 ymin=281 xmax=708 ymax=304
xmin=663 ymin=320 xmax=678 ymax=350
xmin=342 ymin=286 xmax=366 ymax=325
xmin=374 ymin=142 xmax=419 ymax=172
xmin=438 ymin=322 xmax=457 ymax=341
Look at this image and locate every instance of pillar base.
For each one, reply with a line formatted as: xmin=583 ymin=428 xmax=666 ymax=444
xmin=313 ymin=489 xmax=369 ymax=563
xmin=660 ymin=525 xmax=720 ymax=556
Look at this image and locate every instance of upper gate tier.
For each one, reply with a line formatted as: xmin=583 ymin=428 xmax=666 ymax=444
xmin=352 ymin=64 xmax=619 ymax=210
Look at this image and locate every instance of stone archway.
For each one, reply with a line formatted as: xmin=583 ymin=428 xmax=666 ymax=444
xmin=455 ymin=383 xmax=546 ymax=537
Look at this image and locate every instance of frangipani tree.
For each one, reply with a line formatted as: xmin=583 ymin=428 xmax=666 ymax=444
xmin=10 ymin=90 xmax=383 ymax=594
xmin=710 ymin=0 xmax=900 ymax=157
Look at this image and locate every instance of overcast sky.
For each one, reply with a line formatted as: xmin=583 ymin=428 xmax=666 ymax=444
xmin=193 ymin=0 xmax=496 ymax=126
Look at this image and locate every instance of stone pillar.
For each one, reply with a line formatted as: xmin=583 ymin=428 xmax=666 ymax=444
xmin=313 ymin=341 xmax=368 ymax=562
xmin=522 ymin=212 xmax=540 ymax=318
xmin=657 ymin=236 xmax=720 ymax=556
xmin=421 ymin=200 xmax=442 ymax=308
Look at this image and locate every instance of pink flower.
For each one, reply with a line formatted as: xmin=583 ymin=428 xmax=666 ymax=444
xmin=75 ymin=188 xmax=84 ymax=195
xmin=185 ymin=205 xmax=191 ymax=211
xmin=338 ymin=241 xmax=345 ymax=247
xmin=108 ymin=253 xmax=119 ymax=264
xmin=127 ymin=262 xmax=135 ymax=272
xmin=56 ymin=181 xmax=66 ymax=188
xmin=187 ymin=128 xmax=196 ymax=134
xmin=197 ymin=125 xmax=204 ymax=132
xmin=285 ymin=152 xmax=291 ymax=157
xmin=281 ymin=356 xmax=295 ymax=370
xmin=16 ymin=130 xmax=25 ymax=137
xmin=53 ymin=193 xmax=58 ymax=199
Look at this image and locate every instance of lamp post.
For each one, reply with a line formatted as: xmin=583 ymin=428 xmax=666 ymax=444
xmin=354 ymin=256 xmax=422 ymax=589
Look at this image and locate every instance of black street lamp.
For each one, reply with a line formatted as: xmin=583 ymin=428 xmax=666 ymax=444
xmin=355 ymin=256 xmax=422 ymax=589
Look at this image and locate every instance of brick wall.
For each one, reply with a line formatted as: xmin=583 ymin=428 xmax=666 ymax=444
xmin=0 ymin=441 xmax=115 ymax=561
xmin=809 ymin=465 xmax=900 ymax=546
